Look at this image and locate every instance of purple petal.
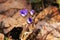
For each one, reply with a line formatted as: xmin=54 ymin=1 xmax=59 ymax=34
xmin=27 ymin=18 xmax=32 ymax=24
xmin=20 ymin=9 xmax=28 ymax=16
xmin=30 ymin=10 xmax=35 ymax=15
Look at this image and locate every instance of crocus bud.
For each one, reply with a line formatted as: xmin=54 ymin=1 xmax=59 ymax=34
xmin=30 ymin=10 xmax=35 ymax=15
xmin=20 ymin=9 xmax=28 ymax=17
xmin=27 ymin=17 xmax=32 ymax=24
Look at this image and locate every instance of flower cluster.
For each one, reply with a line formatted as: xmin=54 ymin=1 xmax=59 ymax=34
xmin=20 ymin=9 xmax=35 ymax=17
xmin=20 ymin=9 xmax=34 ymax=24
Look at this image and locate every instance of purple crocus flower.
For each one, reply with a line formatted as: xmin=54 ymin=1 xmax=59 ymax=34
xmin=27 ymin=17 xmax=32 ymax=24
xmin=30 ymin=10 xmax=35 ymax=15
xmin=20 ymin=9 xmax=28 ymax=17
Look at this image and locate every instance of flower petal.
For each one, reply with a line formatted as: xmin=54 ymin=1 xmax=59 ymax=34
xmin=30 ymin=10 xmax=35 ymax=15
xmin=20 ymin=9 xmax=28 ymax=17
xmin=27 ymin=18 xmax=32 ymax=23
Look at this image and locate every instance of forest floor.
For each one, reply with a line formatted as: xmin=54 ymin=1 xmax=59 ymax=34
xmin=0 ymin=0 xmax=60 ymax=40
